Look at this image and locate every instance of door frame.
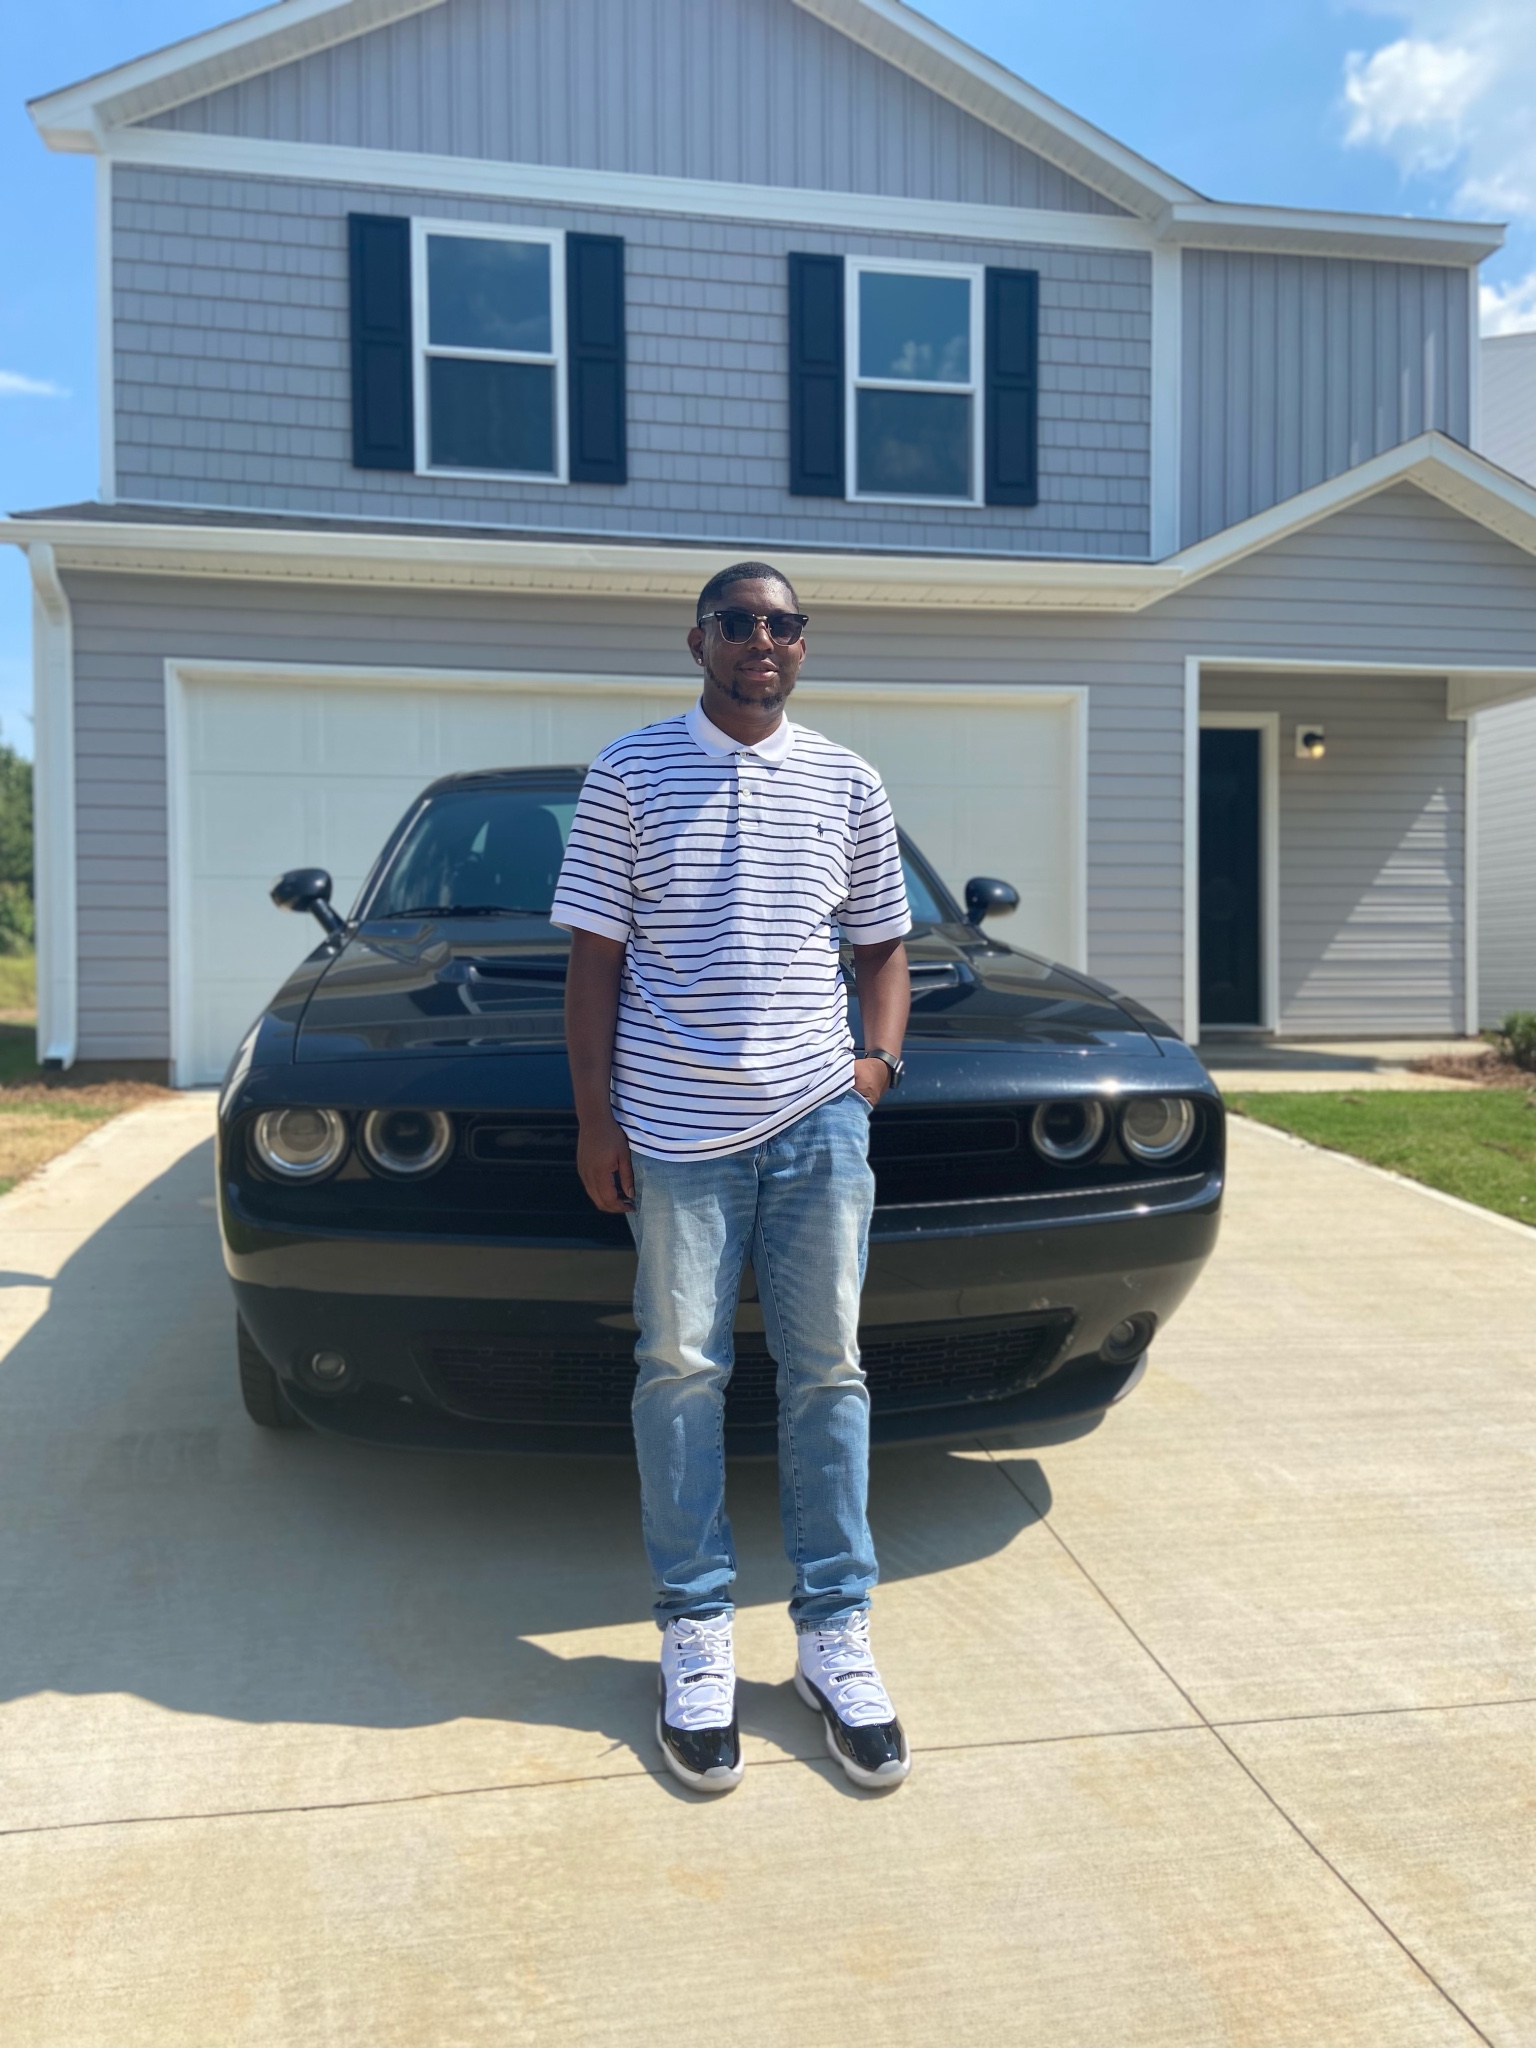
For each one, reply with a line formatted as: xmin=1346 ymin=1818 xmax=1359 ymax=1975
xmin=1195 ymin=709 xmax=1280 ymax=1038
xmin=164 ymin=658 xmax=1088 ymax=1086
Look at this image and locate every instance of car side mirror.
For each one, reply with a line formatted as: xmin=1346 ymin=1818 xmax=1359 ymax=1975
xmin=964 ymin=876 xmax=1020 ymax=927
xmin=271 ymin=866 xmax=344 ymax=935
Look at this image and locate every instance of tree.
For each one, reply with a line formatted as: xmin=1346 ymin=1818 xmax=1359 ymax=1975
xmin=0 ymin=732 xmax=34 ymax=954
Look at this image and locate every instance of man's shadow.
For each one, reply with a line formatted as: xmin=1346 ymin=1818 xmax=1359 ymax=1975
xmin=0 ymin=1138 xmax=1085 ymax=1779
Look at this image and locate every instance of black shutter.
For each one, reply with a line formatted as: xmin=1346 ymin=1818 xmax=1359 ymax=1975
xmin=566 ymin=234 xmax=627 ymax=485
xmin=984 ymin=267 xmax=1039 ymax=507
xmin=348 ymin=214 xmax=415 ymax=471
xmin=788 ymin=253 xmax=845 ymax=496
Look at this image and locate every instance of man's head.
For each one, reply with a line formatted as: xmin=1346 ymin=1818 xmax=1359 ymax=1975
xmin=687 ymin=560 xmax=807 ymax=725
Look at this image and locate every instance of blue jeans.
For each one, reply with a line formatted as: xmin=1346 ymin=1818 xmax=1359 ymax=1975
xmin=627 ymin=1090 xmax=878 ymax=1630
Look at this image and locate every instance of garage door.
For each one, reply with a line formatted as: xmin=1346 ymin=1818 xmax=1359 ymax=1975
xmin=172 ymin=669 xmax=1083 ymax=1085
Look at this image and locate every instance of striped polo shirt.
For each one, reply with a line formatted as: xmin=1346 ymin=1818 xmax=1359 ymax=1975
xmin=550 ymin=702 xmax=911 ymax=1160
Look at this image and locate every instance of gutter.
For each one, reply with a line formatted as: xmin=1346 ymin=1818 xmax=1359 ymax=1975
xmin=27 ymin=544 xmax=77 ymax=1071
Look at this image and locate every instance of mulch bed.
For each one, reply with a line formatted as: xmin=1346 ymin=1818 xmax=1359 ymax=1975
xmin=1408 ymin=1052 xmax=1536 ymax=1091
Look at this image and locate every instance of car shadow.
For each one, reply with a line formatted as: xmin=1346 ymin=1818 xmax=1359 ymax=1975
xmin=0 ymin=1138 xmax=1087 ymax=1777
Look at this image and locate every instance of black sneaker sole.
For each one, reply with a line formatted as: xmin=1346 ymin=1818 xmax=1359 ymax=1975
xmin=654 ymin=1707 xmax=745 ymax=1794
xmin=793 ymin=1667 xmax=912 ymax=1789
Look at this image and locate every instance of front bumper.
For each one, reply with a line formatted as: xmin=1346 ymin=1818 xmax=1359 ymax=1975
xmin=226 ymin=1168 xmax=1221 ymax=1454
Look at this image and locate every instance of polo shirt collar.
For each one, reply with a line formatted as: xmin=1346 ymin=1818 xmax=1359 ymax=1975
xmin=687 ymin=701 xmax=796 ymax=764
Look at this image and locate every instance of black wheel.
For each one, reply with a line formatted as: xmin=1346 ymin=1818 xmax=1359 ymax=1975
xmin=237 ymin=1317 xmax=303 ymax=1430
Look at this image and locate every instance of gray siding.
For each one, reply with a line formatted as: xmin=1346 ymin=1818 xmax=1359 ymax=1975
xmin=1181 ymin=252 xmax=1471 ymax=546
xmin=144 ymin=0 xmax=1126 ymax=215
xmin=60 ymin=483 xmax=1536 ymax=1061
xmin=1202 ymin=670 xmax=1465 ymax=1036
xmin=1476 ymin=697 xmax=1536 ymax=1022
xmin=1480 ymin=333 xmax=1536 ymax=485
xmin=111 ymin=164 xmax=1152 ymax=555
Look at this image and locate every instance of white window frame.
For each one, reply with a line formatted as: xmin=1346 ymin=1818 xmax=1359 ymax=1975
xmin=845 ymin=256 xmax=985 ymax=509
xmin=412 ymin=218 xmax=568 ymax=485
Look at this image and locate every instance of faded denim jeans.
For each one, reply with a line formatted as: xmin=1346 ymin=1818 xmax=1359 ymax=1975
xmin=627 ymin=1090 xmax=878 ymax=1630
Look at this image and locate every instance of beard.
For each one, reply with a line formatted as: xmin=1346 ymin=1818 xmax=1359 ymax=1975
xmin=719 ymin=675 xmax=788 ymax=710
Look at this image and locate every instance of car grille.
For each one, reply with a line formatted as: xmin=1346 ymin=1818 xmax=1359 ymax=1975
xmin=423 ymin=1312 xmax=1075 ymax=1429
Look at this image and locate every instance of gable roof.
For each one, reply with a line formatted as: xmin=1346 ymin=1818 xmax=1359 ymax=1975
xmin=26 ymin=0 xmax=1505 ymax=263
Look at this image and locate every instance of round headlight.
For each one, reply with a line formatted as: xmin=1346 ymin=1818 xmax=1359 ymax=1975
xmin=1121 ymin=1096 xmax=1198 ymax=1162
xmin=251 ymin=1107 xmax=347 ymax=1180
xmin=1030 ymin=1099 xmax=1107 ymax=1164
xmin=360 ymin=1107 xmax=453 ymax=1178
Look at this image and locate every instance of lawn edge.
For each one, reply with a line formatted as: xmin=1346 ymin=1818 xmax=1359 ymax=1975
xmin=1230 ymin=1107 xmax=1536 ymax=1240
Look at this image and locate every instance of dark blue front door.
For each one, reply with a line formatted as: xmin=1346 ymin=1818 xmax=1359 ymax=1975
xmin=1199 ymin=728 xmax=1262 ymax=1027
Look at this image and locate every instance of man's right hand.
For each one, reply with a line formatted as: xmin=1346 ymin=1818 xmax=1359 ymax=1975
xmin=576 ymin=1114 xmax=636 ymax=1213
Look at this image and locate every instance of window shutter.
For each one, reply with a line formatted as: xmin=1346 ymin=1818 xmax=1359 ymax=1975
xmin=348 ymin=214 xmax=415 ymax=471
xmin=788 ymin=253 xmax=845 ymax=496
xmin=566 ymin=234 xmax=627 ymax=486
xmin=984 ymin=267 xmax=1039 ymax=507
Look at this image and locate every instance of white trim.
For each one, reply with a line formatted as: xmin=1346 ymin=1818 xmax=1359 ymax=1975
xmin=28 ymin=0 xmax=448 ymax=147
xmin=1464 ymin=714 xmax=1480 ymax=1035
xmin=1199 ymin=710 xmax=1281 ymax=1035
xmin=1467 ymin=265 xmax=1483 ymax=451
xmin=86 ymin=126 xmax=1505 ymax=267
xmin=845 ymin=257 xmax=984 ymax=509
xmin=1149 ymin=245 xmax=1181 ymax=559
xmin=101 ymin=127 xmax=1158 ymax=254
xmin=28 ymin=546 xmax=77 ymax=1070
xmin=1181 ymin=656 xmax=1200 ymax=1042
xmin=161 ymin=658 xmax=1089 ymax=1077
xmin=95 ymin=157 xmax=115 ymax=504
xmin=410 ymin=218 xmax=567 ymax=485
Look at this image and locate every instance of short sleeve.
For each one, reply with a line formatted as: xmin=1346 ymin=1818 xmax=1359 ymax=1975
xmin=836 ymin=777 xmax=912 ymax=943
xmin=549 ymin=759 xmax=636 ymax=943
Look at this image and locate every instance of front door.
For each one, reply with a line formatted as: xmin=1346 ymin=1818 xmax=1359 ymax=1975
xmin=1199 ymin=726 xmax=1263 ymax=1027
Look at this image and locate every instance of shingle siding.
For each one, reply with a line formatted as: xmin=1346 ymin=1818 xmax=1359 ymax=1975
xmin=111 ymin=165 xmax=1152 ymax=554
xmin=1180 ymin=251 xmax=1472 ymax=546
xmin=143 ymin=0 xmax=1127 ymax=216
xmin=59 ymin=484 xmax=1536 ymax=1061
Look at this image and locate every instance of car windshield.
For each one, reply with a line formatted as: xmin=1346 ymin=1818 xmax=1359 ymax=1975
xmin=369 ymin=787 xmax=580 ymax=918
xmin=365 ymin=783 xmax=959 ymax=926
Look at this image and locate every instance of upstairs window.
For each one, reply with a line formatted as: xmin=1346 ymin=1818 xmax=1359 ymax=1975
xmin=849 ymin=261 xmax=983 ymax=505
xmin=413 ymin=222 xmax=567 ymax=481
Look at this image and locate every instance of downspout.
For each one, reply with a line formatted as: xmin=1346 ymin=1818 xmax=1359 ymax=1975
xmin=28 ymin=543 xmax=77 ymax=1069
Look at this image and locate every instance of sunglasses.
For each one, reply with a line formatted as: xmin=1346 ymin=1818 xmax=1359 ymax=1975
xmin=698 ymin=608 xmax=809 ymax=644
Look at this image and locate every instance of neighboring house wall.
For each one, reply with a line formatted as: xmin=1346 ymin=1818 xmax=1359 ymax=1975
xmin=142 ymin=0 xmax=1127 ymax=214
xmin=1475 ymin=331 xmax=1536 ymax=1022
xmin=1180 ymin=251 xmax=1471 ymax=546
xmin=110 ymin=165 xmax=1152 ymax=553
xmin=59 ymin=483 xmax=1536 ymax=1061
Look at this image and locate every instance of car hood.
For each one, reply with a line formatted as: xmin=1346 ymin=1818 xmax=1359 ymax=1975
xmin=292 ymin=917 xmax=1159 ymax=1061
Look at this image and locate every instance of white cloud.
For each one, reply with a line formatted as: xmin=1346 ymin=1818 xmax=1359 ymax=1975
xmin=0 ymin=370 xmax=67 ymax=399
xmin=1481 ymin=269 xmax=1536 ymax=334
xmin=1342 ymin=2 xmax=1536 ymax=331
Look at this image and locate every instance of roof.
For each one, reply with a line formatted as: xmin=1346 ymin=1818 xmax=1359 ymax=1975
xmin=27 ymin=0 xmax=1505 ymax=263
xmin=8 ymin=436 xmax=1536 ymax=613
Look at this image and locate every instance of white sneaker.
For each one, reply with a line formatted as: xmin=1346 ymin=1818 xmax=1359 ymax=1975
xmin=656 ymin=1612 xmax=744 ymax=1794
xmin=794 ymin=1610 xmax=911 ymax=1789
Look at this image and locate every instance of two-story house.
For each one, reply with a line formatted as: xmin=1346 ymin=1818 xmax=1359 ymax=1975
xmin=11 ymin=0 xmax=1536 ymax=1084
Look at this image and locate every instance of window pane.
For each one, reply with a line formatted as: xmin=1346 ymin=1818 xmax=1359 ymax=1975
xmin=857 ymin=388 xmax=971 ymax=498
xmin=374 ymin=789 xmax=578 ymax=916
xmin=859 ymin=271 xmax=970 ymax=382
xmin=429 ymin=235 xmax=551 ymax=353
xmin=429 ymin=358 xmax=555 ymax=473
xmin=900 ymin=849 xmax=952 ymax=926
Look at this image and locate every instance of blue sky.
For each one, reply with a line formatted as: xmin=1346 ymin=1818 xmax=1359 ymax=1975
xmin=4 ymin=0 xmax=1534 ymax=759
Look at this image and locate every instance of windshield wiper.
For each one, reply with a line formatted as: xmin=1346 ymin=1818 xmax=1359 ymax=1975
xmin=383 ymin=904 xmax=551 ymax=919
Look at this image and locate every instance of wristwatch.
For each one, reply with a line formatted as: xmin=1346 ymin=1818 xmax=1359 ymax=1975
xmin=858 ymin=1046 xmax=906 ymax=1090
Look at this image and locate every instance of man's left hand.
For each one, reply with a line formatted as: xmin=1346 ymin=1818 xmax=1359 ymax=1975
xmin=853 ymin=1057 xmax=892 ymax=1108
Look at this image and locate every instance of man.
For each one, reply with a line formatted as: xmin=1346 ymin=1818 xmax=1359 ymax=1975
xmin=551 ymin=562 xmax=912 ymax=1796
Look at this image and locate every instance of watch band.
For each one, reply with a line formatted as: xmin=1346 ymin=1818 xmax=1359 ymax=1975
xmin=859 ymin=1047 xmax=905 ymax=1088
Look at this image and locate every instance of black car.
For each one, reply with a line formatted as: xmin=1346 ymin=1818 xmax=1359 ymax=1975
xmin=219 ymin=765 xmax=1223 ymax=1454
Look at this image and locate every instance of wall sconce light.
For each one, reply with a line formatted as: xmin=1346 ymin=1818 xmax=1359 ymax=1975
xmin=1296 ymin=726 xmax=1326 ymax=760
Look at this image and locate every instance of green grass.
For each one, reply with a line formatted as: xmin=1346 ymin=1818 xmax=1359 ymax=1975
xmin=1229 ymin=1090 xmax=1536 ymax=1226
xmin=0 ymin=1022 xmax=41 ymax=1087
xmin=0 ymin=949 xmax=35 ymax=1016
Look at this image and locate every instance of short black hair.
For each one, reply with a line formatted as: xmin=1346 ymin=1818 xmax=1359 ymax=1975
xmin=695 ymin=560 xmax=800 ymax=623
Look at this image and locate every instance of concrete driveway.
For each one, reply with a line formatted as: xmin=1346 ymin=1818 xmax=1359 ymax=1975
xmin=1 ymin=1100 xmax=1533 ymax=2047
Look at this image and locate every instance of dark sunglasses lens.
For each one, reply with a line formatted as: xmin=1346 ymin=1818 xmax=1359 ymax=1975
xmin=766 ymin=614 xmax=805 ymax=643
xmin=716 ymin=610 xmax=756 ymax=642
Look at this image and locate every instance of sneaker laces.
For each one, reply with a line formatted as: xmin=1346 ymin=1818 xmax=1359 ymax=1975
xmin=663 ymin=1614 xmax=736 ymax=1731
xmin=804 ymin=1612 xmax=895 ymax=1727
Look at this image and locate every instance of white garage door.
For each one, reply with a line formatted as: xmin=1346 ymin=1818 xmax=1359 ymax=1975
xmin=172 ymin=668 xmax=1083 ymax=1085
